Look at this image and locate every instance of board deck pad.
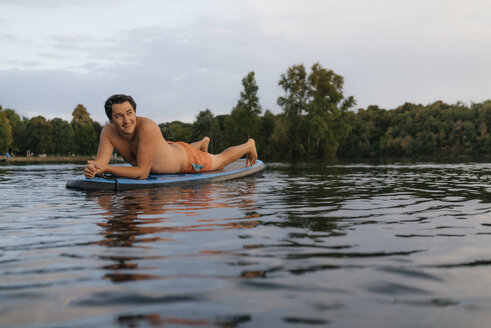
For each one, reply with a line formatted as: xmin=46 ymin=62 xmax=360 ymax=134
xmin=66 ymin=159 xmax=265 ymax=190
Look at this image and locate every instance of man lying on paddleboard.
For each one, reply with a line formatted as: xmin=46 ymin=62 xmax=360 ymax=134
xmin=84 ymin=94 xmax=258 ymax=180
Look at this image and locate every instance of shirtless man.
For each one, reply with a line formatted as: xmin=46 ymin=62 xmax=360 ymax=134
xmin=84 ymin=94 xmax=258 ymax=180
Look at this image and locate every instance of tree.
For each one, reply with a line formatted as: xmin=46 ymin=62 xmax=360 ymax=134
xmin=277 ymin=64 xmax=309 ymax=157
xmin=277 ymin=63 xmax=355 ymax=158
xmin=72 ymin=104 xmax=93 ymax=125
xmin=214 ymin=114 xmax=229 ymax=152
xmin=0 ymin=109 xmax=12 ymax=153
xmin=25 ymin=116 xmax=53 ymax=155
xmin=257 ymin=109 xmax=276 ymax=157
xmin=306 ymin=63 xmax=354 ymax=157
xmin=237 ymin=71 xmax=262 ymax=115
xmin=268 ymin=114 xmax=290 ymax=158
xmin=192 ymin=109 xmax=221 ymax=153
xmin=92 ymin=121 xmax=103 ymax=139
xmin=50 ymin=118 xmax=75 ymax=155
xmin=159 ymin=121 xmax=193 ymax=142
xmin=224 ymin=72 xmax=262 ymax=145
xmin=71 ymin=104 xmax=98 ymax=155
xmin=3 ymin=108 xmax=23 ymax=154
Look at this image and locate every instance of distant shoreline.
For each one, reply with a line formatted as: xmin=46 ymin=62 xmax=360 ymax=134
xmin=1 ymin=156 xmax=125 ymax=163
xmin=1 ymin=156 xmax=93 ymax=163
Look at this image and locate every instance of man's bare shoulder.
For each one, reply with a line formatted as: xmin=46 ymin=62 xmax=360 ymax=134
xmin=101 ymin=123 xmax=117 ymax=135
xmin=136 ymin=116 xmax=161 ymax=133
xmin=137 ymin=116 xmax=159 ymax=127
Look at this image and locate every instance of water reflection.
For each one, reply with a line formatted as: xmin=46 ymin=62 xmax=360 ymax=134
xmin=116 ymin=313 xmax=251 ymax=327
xmin=4 ymin=162 xmax=491 ymax=327
xmin=74 ymin=182 xmax=263 ymax=326
xmin=84 ymin=182 xmax=261 ymax=284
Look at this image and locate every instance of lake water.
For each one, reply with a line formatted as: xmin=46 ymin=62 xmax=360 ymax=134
xmin=2 ymin=161 xmax=491 ymax=327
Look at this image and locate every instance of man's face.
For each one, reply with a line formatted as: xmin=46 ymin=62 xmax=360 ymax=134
xmin=111 ymin=101 xmax=136 ymax=135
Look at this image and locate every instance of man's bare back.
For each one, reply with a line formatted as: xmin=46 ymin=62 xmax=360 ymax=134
xmin=84 ymin=95 xmax=257 ymax=180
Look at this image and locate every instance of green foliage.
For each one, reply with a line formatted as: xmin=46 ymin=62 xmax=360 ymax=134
xmin=159 ymin=121 xmax=193 ymax=142
xmin=192 ymin=109 xmax=221 ymax=153
xmin=72 ymin=124 xmax=97 ymax=155
xmin=277 ymin=63 xmax=354 ymax=159
xmin=306 ymin=63 xmax=353 ymax=158
xmin=224 ymin=106 xmax=260 ymax=145
xmin=339 ymin=100 xmax=491 ymax=158
xmin=257 ymin=110 xmax=276 ymax=157
xmin=3 ymin=63 xmax=490 ymax=160
xmin=214 ymin=114 xmax=230 ymax=152
xmin=71 ymin=104 xmax=98 ymax=155
xmin=51 ymin=118 xmax=75 ymax=155
xmin=0 ymin=109 xmax=13 ymax=153
xmin=72 ymin=104 xmax=93 ymax=125
xmin=277 ymin=64 xmax=308 ymax=158
xmin=3 ymin=108 xmax=23 ymax=154
xmin=237 ymin=72 xmax=262 ymax=115
xmin=224 ymin=71 xmax=262 ymax=145
xmin=25 ymin=116 xmax=53 ymax=155
xmin=92 ymin=121 xmax=103 ymax=138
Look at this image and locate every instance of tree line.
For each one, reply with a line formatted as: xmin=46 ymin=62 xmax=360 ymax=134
xmin=1 ymin=62 xmax=491 ymax=160
xmin=159 ymin=63 xmax=355 ymax=160
xmin=0 ymin=104 xmax=101 ymax=156
xmin=338 ymin=100 xmax=491 ymax=158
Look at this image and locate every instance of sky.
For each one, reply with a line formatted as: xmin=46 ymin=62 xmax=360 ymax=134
xmin=0 ymin=0 xmax=490 ymax=124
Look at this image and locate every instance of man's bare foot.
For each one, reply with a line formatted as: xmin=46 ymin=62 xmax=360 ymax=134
xmin=191 ymin=136 xmax=210 ymax=152
xmin=199 ymin=136 xmax=210 ymax=152
xmin=246 ymin=138 xmax=257 ymax=167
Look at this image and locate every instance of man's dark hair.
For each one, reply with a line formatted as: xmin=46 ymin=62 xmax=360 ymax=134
xmin=104 ymin=94 xmax=137 ymax=120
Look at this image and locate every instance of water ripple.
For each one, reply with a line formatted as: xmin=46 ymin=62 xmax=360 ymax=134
xmin=2 ymin=161 xmax=491 ymax=327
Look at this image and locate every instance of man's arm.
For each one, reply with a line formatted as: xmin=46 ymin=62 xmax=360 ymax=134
xmin=104 ymin=122 xmax=158 ymax=179
xmin=86 ymin=121 xmax=159 ymax=180
xmin=84 ymin=126 xmax=114 ymax=179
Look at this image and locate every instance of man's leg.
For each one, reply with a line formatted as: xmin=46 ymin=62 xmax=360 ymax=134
xmin=210 ymin=139 xmax=257 ymax=170
xmin=190 ymin=136 xmax=210 ymax=152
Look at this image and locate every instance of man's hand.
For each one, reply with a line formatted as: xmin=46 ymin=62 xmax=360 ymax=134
xmin=84 ymin=160 xmax=106 ymax=179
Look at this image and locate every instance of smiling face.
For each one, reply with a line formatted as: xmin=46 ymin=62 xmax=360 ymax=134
xmin=111 ymin=101 xmax=137 ymax=135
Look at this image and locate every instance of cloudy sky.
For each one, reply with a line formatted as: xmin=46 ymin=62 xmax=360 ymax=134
xmin=0 ymin=0 xmax=490 ymax=124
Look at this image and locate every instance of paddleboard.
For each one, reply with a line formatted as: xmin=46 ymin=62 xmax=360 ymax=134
xmin=66 ymin=159 xmax=265 ymax=191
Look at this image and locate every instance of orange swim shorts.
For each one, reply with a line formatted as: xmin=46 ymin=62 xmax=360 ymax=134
xmin=169 ymin=141 xmax=213 ymax=174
